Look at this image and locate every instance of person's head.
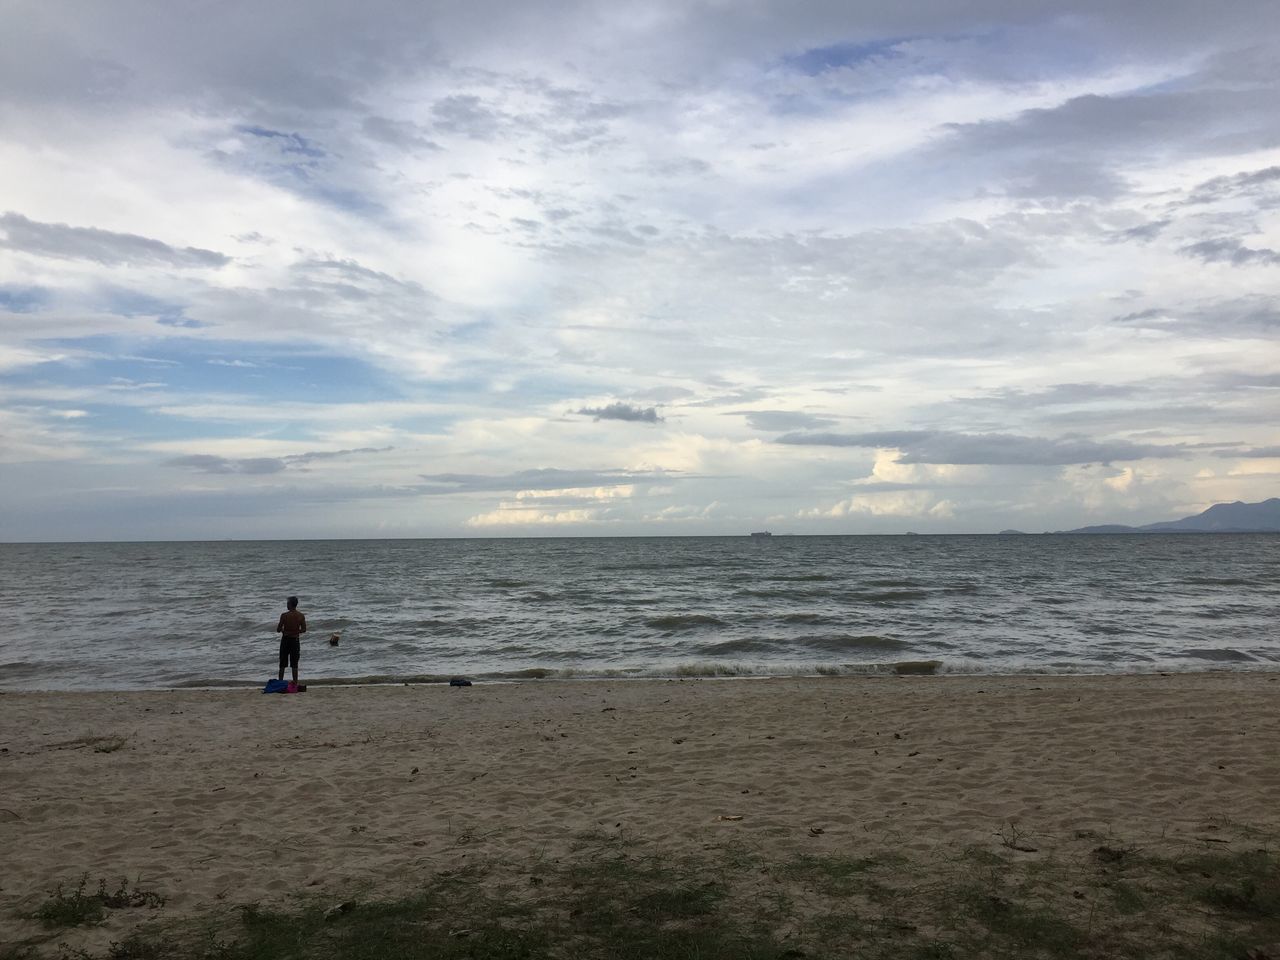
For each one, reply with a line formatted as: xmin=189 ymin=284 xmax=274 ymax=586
xmin=287 ymin=596 xmax=299 ymax=610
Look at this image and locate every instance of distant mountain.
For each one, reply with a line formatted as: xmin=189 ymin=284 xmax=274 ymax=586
xmin=1060 ymin=498 xmax=1280 ymax=534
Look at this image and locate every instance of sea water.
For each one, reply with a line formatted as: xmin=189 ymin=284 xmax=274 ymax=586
xmin=0 ymin=534 xmax=1277 ymax=690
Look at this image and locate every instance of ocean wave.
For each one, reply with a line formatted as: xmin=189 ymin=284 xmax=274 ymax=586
xmin=696 ymin=638 xmax=783 ymax=656
xmin=797 ymin=634 xmax=910 ymax=652
xmin=779 ymin=612 xmax=829 ymax=624
xmin=518 ymin=590 xmax=569 ymax=603
xmin=1176 ymin=647 xmax=1256 ymax=662
xmin=856 ymin=590 xmax=930 ymax=602
xmin=736 ymin=588 xmax=831 ymax=601
xmin=644 ymin=614 xmax=725 ymax=631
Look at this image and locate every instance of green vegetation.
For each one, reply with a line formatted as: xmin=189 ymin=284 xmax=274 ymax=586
xmin=10 ymin=835 xmax=1280 ymax=959
xmin=28 ymin=876 xmax=165 ymax=931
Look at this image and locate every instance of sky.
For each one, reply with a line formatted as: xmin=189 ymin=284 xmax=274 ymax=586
xmin=1 ymin=1 xmax=1278 ymax=541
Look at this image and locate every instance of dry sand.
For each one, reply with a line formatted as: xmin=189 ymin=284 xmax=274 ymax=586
xmin=2 ymin=672 xmax=1278 ymax=949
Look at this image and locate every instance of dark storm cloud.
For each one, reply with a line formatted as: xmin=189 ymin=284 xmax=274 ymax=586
xmin=577 ymin=402 xmax=662 ymax=423
xmin=167 ymin=447 xmax=392 ymax=475
xmin=0 ymin=213 xmax=230 ymax=268
xmin=418 ymin=468 xmax=675 ymax=494
xmin=739 ymin=410 xmax=838 ymax=431
xmin=775 ymin=430 xmax=1185 ymax=464
xmin=1178 ymin=237 xmax=1280 ymax=267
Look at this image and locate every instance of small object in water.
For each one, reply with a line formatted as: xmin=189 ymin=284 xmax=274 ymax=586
xmin=749 ymin=531 xmax=772 ymax=538
xmin=449 ymin=678 xmax=473 ymax=687
xmin=329 ymin=633 xmax=341 ymax=647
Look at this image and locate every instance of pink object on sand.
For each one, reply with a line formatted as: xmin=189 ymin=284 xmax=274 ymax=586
xmin=286 ymin=681 xmax=298 ymax=693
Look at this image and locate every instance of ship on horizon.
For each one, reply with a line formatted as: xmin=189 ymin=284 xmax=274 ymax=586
xmin=749 ymin=530 xmax=773 ymax=538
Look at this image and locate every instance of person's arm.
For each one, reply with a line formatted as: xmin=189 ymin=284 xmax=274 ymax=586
xmin=299 ymin=613 xmax=307 ymax=634
xmin=276 ymin=614 xmax=284 ymax=633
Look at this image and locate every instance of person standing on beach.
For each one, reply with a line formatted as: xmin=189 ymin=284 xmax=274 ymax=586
xmin=275 ymin=596 xmax=306 ymax=684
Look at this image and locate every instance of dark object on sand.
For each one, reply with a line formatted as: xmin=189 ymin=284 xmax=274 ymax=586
xmin=893 ymin=660 xmax=941 ymax=676
xmin=449 ymin=678 xmax=473 ymax=687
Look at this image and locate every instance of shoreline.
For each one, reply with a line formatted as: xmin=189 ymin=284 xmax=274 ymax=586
xmin=6 ymin=656 xmax=1280 ymax=694
xmin=4 ymin=672 xmax=1279 ymax=952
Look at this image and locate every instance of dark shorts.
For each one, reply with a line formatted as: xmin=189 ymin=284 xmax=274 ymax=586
xmin=279 ymin=636 xmax=300 ymax=670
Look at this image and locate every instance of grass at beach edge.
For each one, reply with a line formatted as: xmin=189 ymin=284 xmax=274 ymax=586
xmin=8 ymin=827 xmax=1280 ymax=960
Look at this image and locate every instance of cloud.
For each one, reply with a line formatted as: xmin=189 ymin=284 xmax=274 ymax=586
xmin=1178 ymin=237 xmax=1280 ymax=267
xmin=576 ymin=402 xmax=662 ymax=423
xmin=167 ymin=454 xmax=286 ymax=475
xmin=0 ymin=284 xmax=50 ymax=312
xmin=740 ymin=410 xmax=837 ymax=431
xmin=944 ymin=87 xmax=1280 ymax=162
xmin=1114 ymin=296 xmax=1280 ymax=335
xmin=1111 ymin=220 xmax=1171 ymax=244
xmin=776 ymin=430 xmax=1186 ymax=465
xmin=1183 ymin=165 xmax=1280 ymax=205
xmin=361 ymin=115 xmax=441 ymax=151
xmin=4 ymin=2 xmax=1280 ymax=538
xmin=0 ymin=212 xmax=230 ymax=267
xmin=237 ymin=125 xmax=325 ymax=158
xmin=167 ymin=446 xmax=392 ymax=475
xmin=432 ymin=94 xmax=507 ymax=140
xmin=465 ymin=506 xmax=603 ymax=527
xmin=418 ymin=468 xmax=674 ymax=494
xmin=957 ymin=383 xmax=1138 ymax=409
xmin=1003 ymin=158 xmax=1129 ymax=201
xmin=1218 ymin=446 xmax=1280 ymax=458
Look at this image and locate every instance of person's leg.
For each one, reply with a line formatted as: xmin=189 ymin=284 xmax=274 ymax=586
xmin=291 ymin=647 xmax=299 ymax=684
xmin=279 ymin=639 xmax=288 ymax=681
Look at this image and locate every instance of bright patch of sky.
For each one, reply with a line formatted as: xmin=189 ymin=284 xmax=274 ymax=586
xmin=1 ymin=1 xmax=1278 ymax=540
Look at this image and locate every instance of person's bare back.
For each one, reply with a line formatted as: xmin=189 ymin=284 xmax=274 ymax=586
xmin=275 ymin=596 xmax=306 ymax=682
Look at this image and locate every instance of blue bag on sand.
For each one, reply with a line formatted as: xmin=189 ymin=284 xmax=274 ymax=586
xmin=263 ymin=678 xmax=289 ymax=694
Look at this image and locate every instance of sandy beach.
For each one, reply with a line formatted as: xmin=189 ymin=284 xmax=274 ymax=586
xmin=3 ymin=672 xmax=1279 ymax=952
